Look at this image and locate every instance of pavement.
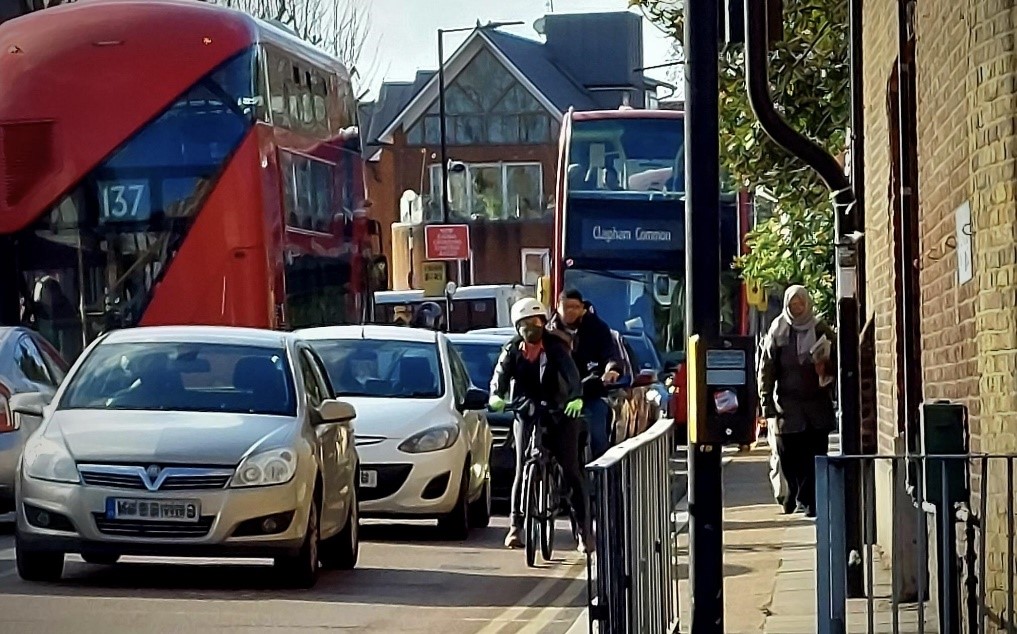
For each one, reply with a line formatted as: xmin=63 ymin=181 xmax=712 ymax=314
xmin=0 ymin=512 xmax=587 ymax=634
xmin=676 ymin=445 xmax=801 ymax=634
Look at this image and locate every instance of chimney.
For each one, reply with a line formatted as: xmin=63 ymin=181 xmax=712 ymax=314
xmin=542 ymin=12 xmax=645 ymax=107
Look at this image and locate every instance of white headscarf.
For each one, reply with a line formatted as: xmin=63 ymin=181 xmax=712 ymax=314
xmin=776 ymin=285 xmax=818 ymax=361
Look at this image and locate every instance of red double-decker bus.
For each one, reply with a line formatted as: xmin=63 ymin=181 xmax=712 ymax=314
xmin=0 ymin=0 xmax=383 ymax=361
xmin=551 ymin=108 xmax=750 ymax=433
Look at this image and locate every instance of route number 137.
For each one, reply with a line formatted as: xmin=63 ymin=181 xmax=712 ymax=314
xmin=99 ymin=181 xmax=150 ymax=220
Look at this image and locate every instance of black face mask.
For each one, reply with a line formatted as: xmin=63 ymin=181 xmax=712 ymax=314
xmin=520 ymin=324 xmax=543 ymax=344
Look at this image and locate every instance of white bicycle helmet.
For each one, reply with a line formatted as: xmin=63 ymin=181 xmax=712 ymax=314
xmin=511 ymin=298 xmax=547 ymax=326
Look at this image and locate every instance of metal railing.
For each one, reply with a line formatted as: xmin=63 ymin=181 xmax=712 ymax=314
xmin=587 ymin=417 xmax=681 ymax=634
xmin=817 ymin=453 xmax=1017 ymax=634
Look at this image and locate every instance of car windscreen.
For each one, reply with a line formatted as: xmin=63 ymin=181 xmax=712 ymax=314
xmin=453 ymin=341 xmax=504 ymax=388
xmin=309 ymin=339 xmax=444 ymax=399
xmin=59 ymin=342 xmax=296 ymax=416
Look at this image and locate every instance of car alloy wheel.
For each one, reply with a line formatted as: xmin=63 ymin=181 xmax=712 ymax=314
xmin=468 ymin=472 xmax=492 ymax=529
xmin=321 ymin=492 xmax=359 ymax=571
xmin=438 ymin=462 xmax=471 ymax=540
xmin=276 ymin=500 xmax=320 ymax=588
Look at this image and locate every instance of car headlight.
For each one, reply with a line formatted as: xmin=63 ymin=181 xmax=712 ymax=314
xmin=398 ymin=425 xmax=460 ymax=454
xmin=231 ymin=448 xmax=297 ymax=488
xmin=23 ymin=429 xmax=79 ymax=485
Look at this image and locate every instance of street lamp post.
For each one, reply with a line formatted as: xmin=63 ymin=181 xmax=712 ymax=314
xmin=435 ymin=20 xmax=523 ymax=287
xmin=436 ymin=20 xmax=524 ymax=225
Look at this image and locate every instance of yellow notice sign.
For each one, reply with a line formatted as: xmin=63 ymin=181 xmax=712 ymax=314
xmin=422 ymin=261 xmax=446 ymax=297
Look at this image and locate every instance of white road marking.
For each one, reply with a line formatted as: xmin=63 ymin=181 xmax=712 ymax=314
xmin=474 ymin=550 xmax=585 ymax=634
xmin=515 ymin=574 xmax=587 ymax=634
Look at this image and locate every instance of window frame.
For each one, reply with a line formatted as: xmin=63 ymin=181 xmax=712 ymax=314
xmin=428 ymin=161 xmax=544 ymax=221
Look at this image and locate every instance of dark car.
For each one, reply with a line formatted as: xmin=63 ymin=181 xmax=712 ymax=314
xmin=446 ymin=332 xmax=516 ymax=503
xmin=0 ymin=328 xmax=70 ymax=512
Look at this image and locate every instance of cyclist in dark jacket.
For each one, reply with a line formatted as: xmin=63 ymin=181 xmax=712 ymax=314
xmin=547 ymin=289 xmax=624 ymax=459
xmin=489 ymin=298 xmax=591 ymax=552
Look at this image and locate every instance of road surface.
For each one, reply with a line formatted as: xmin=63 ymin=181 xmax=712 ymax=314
xmin=0 ymin=514 xmax=587 ymax=634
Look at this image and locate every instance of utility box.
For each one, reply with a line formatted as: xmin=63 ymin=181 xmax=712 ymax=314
xmin=919 ymin=401 xmax=969 ymax=507
xmin=687 ymin=334 xmax=758 ymax=445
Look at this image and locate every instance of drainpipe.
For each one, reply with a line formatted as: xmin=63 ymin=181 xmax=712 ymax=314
xmin=744 ymin=0 xmax=866 ymax=597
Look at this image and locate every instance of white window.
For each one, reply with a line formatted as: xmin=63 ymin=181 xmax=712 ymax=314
xmin=429 ymin=162 xmax=544 ymax=222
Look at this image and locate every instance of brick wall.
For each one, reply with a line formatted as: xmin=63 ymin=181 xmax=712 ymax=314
xmin=965 ymin=0 xmax=1017 ymax=617
xmin=365 ymin=131 xmax=557 ymax=288
xmin=863 ymin=0 xmax=1017 ymax=619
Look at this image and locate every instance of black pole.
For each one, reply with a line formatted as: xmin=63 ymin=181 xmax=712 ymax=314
xmin=685 ymin=0 xmax=724 ymax=630
xmin=436 ymin=29 xmax=455 ymax=286
xmin=437 ymin=29 xmax=450 ymax=225
xmin=842 ymin=0 xmax=866 ymax=599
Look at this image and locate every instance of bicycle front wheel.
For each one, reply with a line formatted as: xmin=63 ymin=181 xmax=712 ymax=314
xmin=523 ymin=462 xmax=541 ymax=568
xmin=540 ymin=465 xmax=557 ymax=560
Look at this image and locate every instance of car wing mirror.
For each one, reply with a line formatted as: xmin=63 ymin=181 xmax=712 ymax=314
xmin=317 ymin=399 xmax=357 ymax=426
xmin=9 ymin=391 xmax=51 ymax=419
xmin=460 ymin=387 xmax=489 ymax=412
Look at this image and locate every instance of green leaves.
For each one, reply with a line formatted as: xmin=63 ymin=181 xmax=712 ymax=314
xmin=641 ymin=0 xmax=849 ymax=319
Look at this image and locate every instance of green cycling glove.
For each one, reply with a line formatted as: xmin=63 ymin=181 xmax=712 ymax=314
xmin=564 ymin=398 xmax=584 ymax=418
xmin=488 ymin=395 xmax=506 ymax=412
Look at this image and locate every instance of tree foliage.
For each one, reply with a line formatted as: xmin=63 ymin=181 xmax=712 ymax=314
xmin=214 ymin=0 xmax=379 ymax=92
xmin=632 ymin=0 xmax=850 ymax=319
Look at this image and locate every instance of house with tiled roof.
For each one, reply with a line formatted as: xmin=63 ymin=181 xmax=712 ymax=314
xmin=359 ymin=11 xmax=670 ymax=289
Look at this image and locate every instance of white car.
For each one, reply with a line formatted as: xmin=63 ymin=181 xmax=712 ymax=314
xmin=298 ymin=326 xmax=493 ymax=539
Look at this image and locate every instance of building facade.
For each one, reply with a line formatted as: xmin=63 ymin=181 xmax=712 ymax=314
xmin=863 ymin=0 xmax=1016 ymax=621
xmin=359 ymin=12 xmax=668 ymax=289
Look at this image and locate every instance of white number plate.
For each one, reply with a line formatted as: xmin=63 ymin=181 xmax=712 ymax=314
xmin=106 ymin=498 xmax=200 ymax=523
xmin=360 ymin=470 xmax=378 ymax=488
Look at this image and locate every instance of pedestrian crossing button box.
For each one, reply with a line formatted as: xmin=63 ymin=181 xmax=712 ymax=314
xmin=687 ymin=334 xmax=758 ymax=446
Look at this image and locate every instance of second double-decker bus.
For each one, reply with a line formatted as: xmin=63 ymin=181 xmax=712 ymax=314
xmin=0 ymin=0 xmax=385 ymax=361
xmin=551 ymin=108 xmax=750 ymax=433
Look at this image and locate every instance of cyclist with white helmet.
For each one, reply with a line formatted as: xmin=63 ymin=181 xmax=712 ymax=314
xmin=489 ymin=298 xmax=592 ymax=552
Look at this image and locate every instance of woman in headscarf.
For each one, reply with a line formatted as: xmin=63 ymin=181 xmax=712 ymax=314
xmin=758 ymin=285 xmax=837 ymax=517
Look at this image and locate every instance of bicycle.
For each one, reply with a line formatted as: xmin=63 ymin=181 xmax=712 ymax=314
xmin=506 ymin=398 xmax=581 ymax=567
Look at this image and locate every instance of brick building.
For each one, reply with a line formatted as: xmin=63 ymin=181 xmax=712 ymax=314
xmin=358 ymin=12 xmax=668 ymax=289
xmin=862 ymin=0 xmax=1016 ymax=620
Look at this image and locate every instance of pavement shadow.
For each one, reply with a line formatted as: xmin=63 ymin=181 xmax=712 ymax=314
xmin=724 ymin=517 xmax=814 ymax=532
xmin=4 ymin=560 xmax=586 ymax=608
xmin=361 ymin=521 xmax=507 ymax=547
xmin=674 ymin=562 xmax=753 ymax=578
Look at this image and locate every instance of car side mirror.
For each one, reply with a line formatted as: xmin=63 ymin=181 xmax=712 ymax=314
xmin=633 ymin=369 xmax=656 ymax=388
xmin=317 ymin=399 xmax=357 ymax=426
xmin=9 ymin=392 xmax=50 ymax=419
xmin=460 ymin=387 xmax=489 ymax=412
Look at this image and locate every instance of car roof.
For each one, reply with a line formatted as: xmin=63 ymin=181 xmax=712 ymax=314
xmin=99 ymin=326 xmax=293 ymax=347
xmin=469 ymin=327 xmax=517 ymax=336
xmin=446 ymin=332 xmax=512 ymax=345
xmin=296 ymin=325 xmax=440 ymax=344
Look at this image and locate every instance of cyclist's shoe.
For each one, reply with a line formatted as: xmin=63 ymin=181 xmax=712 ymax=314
xmin=577 ymin=532 xmax=596 ymax=555
xmin=504 ymin=527 xmax=523 ymax=549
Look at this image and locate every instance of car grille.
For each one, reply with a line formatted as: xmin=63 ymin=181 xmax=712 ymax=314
xmin=92 ymin=513 xmax=215 ymax=539
xmin=79 ymin=465 xmax=234 ymax=491
xmin=359 ymin=464 xmax=412 ymax=501
xmin=81 ymin=472 xmax=147 ymax=490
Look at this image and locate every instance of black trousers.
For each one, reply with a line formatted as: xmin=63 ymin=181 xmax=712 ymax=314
xmin=774 ymin=429 xmax=830 ymax=513
xmin=510 ymin=414 xmax=589 ymax=537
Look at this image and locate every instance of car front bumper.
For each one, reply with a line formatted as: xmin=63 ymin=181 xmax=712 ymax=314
xmin=356 ymin=439 xmax=468 ymax=518
xmin=16 ymin=473 xmax=313 ymax=558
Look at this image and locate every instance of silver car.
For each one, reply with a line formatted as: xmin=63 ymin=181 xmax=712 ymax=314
xmin=0 ymin=327 xmax=69 ymax=512
xmin=13 ymin=326 xmax=360 ymax=588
